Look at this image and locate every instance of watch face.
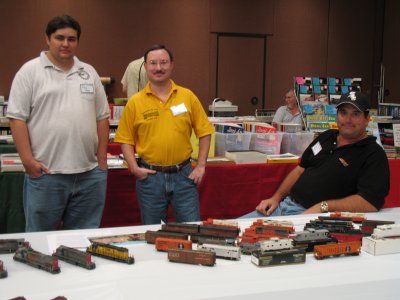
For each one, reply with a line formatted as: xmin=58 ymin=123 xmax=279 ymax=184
xmin=321 ymin=201 xmax=328 ymax=212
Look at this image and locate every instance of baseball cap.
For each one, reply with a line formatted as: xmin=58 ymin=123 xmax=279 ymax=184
xmin=336 ymin=91 xmax=370 ymax=112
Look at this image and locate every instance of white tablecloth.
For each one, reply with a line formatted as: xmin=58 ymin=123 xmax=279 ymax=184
xmin=1 ymin=208 xmax=399 ymax=300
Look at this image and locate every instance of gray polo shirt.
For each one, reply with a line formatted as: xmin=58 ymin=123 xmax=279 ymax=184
xmin=7 ymin=51 xmax=110 ymax=173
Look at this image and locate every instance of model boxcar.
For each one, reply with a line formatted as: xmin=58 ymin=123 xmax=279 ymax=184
xmin=53 ymin=245 xmax=96 ymax=269
xmin=330 ymin=231 xmax=364 ymax=243
xmin=155 ymin=237 xmax=192 ymax=252
xmin=313 ymin=241 xmax=361 ymax=259
xmin=145 ymin=230 xmax=189 ymax=244
xmin=13 ymin=246 xmax=60 ymax=274
xmin=168 ymin=248 xmax=216 ymax=266
xmin=0 ymin=238 xmax=29 ymax=253
xmin=87 ymin=242 xmax=134 ymax=264
xmin=197 ymin=243 xmax=241 ymax=260
xmin=0 ymin=260 xmax=7 ymax=278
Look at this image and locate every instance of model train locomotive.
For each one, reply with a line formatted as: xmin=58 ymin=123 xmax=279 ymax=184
xmin=0 ymin=238 xmax=29 ymax=253
xmin=53 ymin=245 xmax=96 ymax=270
xmin=371 ymin=224 xmax=400 ymax=239
xmin=0 ymin=260 xmax=8 ymax=278
xmin=87 ymin=242 xmax=134 ymax=264
xmin=13 ymin=246 xmax=61 ymax=274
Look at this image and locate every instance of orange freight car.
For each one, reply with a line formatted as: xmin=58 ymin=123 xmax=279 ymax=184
xmin=155 ymin=238 xmax=192 ymax=252
xmin=313 ymin=241 xmax=361 ymax=259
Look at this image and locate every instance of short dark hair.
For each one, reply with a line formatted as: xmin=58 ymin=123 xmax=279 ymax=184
xmin=46 ymin=15 xmax=81 ymax=40
xmin=144 ymin=44 xmax=174 ymax=62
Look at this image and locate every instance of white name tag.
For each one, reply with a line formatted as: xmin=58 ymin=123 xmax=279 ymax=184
xmin=170 ymin=103 xmax=187 ymax=116
xmin=312 ymin=142 xmax=322 ymax=156
xmin=80 ymin=84 xmax=94 ymax=94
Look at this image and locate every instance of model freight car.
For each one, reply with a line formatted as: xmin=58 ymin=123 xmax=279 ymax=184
xmin=202 ymin=218 xmax=239 ymax=228
xmin=155 ymin=237 xmax=192 ymax=252
xmin=330 ymin=231 xmax=364 ymax=243
xmin=258 ymin=237 xmax=294 ymax=252
xmin=13 ymin=246 xmax=60 ymax=274
xmin=304 ymin=219 xmax=354 ymax=233
xmin=168 ymin=248 xmax=216 ymax=266
xmin=371 ymin=224 xmax=400 ymax=239
xmin=360 ymin=219 xmax=395 ymax=234
xmin=328 ymin=211 xmax=365 ymax=223
xmin=161 ymin=223 xmax=199 ymax=234
xmin=0 ymin=260 xmax=7 ymax=278
xmin=196 ymin=236 xmax=236 ymax=246
xmin=144 ymin=230 xmax=189 ymax=244
xmin=198 ymin=224 xmax=240 ymax=238
xmin=53 ymin=245 xmax=96 ymax=269
xmin=251 ymin=248 xmax=306 ymax=267
xmin=197 ymin=243 xmax=241 ymax=260
xmin=0 ymin=238 xmax=29 ymax=253
xmin=87 ymin=242 xmax=134 ymax=264
xmin=314 ymin=241 xmax=361 ymax=259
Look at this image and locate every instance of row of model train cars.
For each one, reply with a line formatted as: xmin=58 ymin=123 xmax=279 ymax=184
xmin=1 ymin=212 xmax=399 ymax=276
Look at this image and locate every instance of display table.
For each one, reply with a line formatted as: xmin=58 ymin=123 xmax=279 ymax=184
xmin=1 ymin=159 xmax=400 ymax=232
xmin=0 ymin=208 xmax=399 ymax=300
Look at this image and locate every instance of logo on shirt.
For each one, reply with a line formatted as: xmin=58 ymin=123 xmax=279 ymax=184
xmin=78 ymin=70 xmax=90 ymax=80
xmin=339 ymin=157 xmax=349 ymax=167
xmin=143 ymin=109 xmax=159 ymax=120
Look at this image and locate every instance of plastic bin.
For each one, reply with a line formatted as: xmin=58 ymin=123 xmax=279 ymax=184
xmin=250 ymin=132 xmax=283 ymax=155
xmin=215 ymin=132 xmax=252 ymax=156
xmin=280 ymin=132 xmax=315 ymax=156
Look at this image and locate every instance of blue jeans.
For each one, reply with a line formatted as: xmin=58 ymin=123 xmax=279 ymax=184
xmin=23 ymin=166 xmax=107 ymax=232
xmin=240 ymin=196 xmax=306 ymax=218
xmin=136 ymin=163 xmax=200 ymax=225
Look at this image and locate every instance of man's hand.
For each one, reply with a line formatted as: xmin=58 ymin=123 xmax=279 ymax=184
xmin=189 ymin=165 xmax=205 ymax=185
xmin=256 ymin=197 xmax=280 ymax=216
xmin=23 ymin=158 xmax=49 ymax=178
xmin=130 ymin=165 xmax=156 ymax=180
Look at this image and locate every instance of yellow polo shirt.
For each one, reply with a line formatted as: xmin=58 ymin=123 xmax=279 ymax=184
xmin=115 ymin=80 xmax=214 ymax=165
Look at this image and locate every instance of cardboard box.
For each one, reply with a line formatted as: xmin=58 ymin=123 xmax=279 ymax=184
xmin=362 ymin=236 xmax=400 ymax=255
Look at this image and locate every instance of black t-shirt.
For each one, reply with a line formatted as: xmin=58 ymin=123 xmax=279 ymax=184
xmin=290 ymin=129 xmax=390 ymax=210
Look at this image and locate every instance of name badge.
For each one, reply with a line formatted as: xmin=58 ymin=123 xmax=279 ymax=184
xmin=170 ymin=103 xmax=187 ymax=116
xmin=80 ymin=84 xmax=94 ymax=94
xmin=312 ymin=142 xmax=322 ymax=156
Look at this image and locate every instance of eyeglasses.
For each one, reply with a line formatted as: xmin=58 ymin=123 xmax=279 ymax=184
xmin=147 ymin=60 xmax=170 ymax=67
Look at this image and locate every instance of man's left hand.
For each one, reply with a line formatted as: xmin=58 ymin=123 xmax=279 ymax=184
xmin=189 ymin=165 xmax=205 ymax=185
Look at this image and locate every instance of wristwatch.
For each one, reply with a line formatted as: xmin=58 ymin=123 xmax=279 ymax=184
xmin=320 ymin=201 xmax=329 ymax=213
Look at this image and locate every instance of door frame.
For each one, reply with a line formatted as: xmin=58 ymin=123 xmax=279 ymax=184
xmin=212 ymin=32 xmax=270 ymax=109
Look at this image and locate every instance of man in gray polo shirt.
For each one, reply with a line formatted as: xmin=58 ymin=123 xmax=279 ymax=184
xmin=7 ymin=15 xmax=110 ymax=232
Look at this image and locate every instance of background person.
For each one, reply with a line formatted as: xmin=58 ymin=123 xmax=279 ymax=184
xmin=242 ymin=91 xmax=389 ymax=217
xmin=121 ymin=56 xmax=148 ymax=98
xmin=272 ymin=90 xmax=303 ymax=125
xmin=114 ymin=44 xmax=214 ymax=225
xmin=7 ymin=15 xmax=110 ymax=232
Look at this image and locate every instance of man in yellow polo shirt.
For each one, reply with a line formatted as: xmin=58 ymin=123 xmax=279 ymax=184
xmin=115 ymin=44 xmax=214 ymax=225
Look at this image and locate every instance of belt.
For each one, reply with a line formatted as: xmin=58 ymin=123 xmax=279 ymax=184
xmin=139 ymin=158 xmax=191 ymax=173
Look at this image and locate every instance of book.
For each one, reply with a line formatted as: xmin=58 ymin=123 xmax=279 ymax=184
xmin=225 ymin=150 xmax=268 ymax=164
xmin=266 ymin=153 xmax=300 ymax=164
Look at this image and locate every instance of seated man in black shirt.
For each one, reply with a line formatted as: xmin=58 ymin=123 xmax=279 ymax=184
xmin=242 ymin=91 xmax=390 ymax=217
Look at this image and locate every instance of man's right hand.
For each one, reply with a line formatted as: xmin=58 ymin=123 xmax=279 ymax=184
xmin=256 ymin=197 xmax=280 ymax=216
xmin=23 ymin=159 xmax=49 ymax=178
xmin=130 ymin=165 xmax=156 ymax=180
